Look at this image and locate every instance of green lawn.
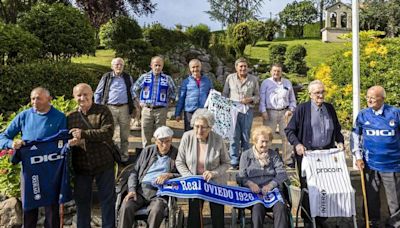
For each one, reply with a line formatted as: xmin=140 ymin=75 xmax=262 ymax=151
xmin=245 ymin=39 xmax=349 ymax=68
xmin=72 ymin=49 xmax=115 ymax=68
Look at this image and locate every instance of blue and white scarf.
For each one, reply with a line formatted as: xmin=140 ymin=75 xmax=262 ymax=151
xmin=140 ymin=73 xmax=169 ymax=106
xmin=157 ymin=176 xmax=284 ymax=208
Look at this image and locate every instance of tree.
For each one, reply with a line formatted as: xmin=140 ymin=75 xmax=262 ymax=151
xmin=185 ymin=24 xmax=211 ymax=49
xmin=206 ymin=0 xmax=263 ymax=27
xmin=264 ymin=19 xmax=281 ymax=41
xmin=360 ymin=0 xmax=400 ymax=37
xmin=75 ymin=0 xmax=156 ymax=30
xmin=19 ymin=3 xmax=96 ymax=60
xmin=279 ymin=0 xmax=318 ymax=38
xmin=0 ymin=0 xmax=70 ymax=24
xmin=99 ymin=16 xmax=142 ymax=49
xmin=247 ymin=20 xmax=265 ymax=46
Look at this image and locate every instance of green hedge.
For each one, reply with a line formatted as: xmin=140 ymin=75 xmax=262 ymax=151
xmin=303 ymin=23 xmax=321 ymax=38
xmin=0 ymin=62 xmax=101 ymax=113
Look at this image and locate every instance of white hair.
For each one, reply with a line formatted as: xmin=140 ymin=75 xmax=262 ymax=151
xmin=190 ymin=108 xmax=215 ymax=127
xmin=111 ymin=57 xmax=124 ymax=66
xmin=308 ymin=80 xmax=324 ymax=93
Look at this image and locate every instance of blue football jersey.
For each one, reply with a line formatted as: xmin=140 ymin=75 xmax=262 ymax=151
xmin=353 ymin=105 xmax=400 ymax=172
xmin=12 ymin=130 xmax=73 ymax=211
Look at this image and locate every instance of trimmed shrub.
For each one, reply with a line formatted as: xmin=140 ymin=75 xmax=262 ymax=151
xmin=0 ymin=22 xmax=42 ymax=65
xmin=143 ymin=23 xmax=188 ymax=54
xmin=231 ymin=22 xmax=251 ymax=57
xmin=0 ymin=62 xmax=100 ymax=113
xmin=99 ymin=16 xmax=142 ymax=50
xmin=268 ymin=44 xmax=287 ymax=66
xmin=285 ymin=44 xmax=308 ymax=75
xmin=303 ymin=22 xmax=321 ymax=38
xmin=19 ymin=3 xmax=96 ymax=60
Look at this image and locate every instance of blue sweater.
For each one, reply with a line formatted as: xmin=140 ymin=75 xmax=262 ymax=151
xmin=0 ymin=107 xmax=67 ymax=149
xmin=175 ymin=75 xmax=213 ymax=116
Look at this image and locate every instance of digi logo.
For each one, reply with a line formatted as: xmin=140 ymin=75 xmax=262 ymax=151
xmin=365 ymin=129 xmax=395 ymax=136
xmin=30 ymin=153 xmax=63 ymax=164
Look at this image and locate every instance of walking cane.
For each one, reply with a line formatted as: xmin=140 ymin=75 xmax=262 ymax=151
xmin=60 ymin=204 xmax=64 ymax=228
xmin=360 ymin=168 xmax=370 ymax=228
xmin=283 ymin=114 xmax=289 ymax=165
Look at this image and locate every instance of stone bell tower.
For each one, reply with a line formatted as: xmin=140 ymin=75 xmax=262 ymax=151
xmin=321 ymin=0 xmax=352 ymax=42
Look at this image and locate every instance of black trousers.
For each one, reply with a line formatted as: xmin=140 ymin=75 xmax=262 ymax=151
xmin=187 ymin=198 xmax=224 ymax=228
xmin=183 ymin=111 xmax=194 ymax=132
xmin=118 ymin=193 xmax=167 ymax=228
xmin=251 ymin=202 xmax=288 ymax=228
xmin=23 ymin=203 xmax=59 ymax=228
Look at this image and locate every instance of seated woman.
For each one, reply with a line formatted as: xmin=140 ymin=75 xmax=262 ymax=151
xmin=237 ymin=125 xmax=289 ymax=228
xmin=176 ymin=108 xmax=230 ymax=228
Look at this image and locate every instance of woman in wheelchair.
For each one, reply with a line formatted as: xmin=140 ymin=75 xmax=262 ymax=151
xmin=176 ymin=109 xmax=230 ymax=228
xmin=237 ymin=125 xmax=289 ymax=228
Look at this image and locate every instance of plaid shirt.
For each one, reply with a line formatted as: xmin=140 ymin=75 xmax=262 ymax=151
xmin=67 ymin=104 xmax=115 ymax=175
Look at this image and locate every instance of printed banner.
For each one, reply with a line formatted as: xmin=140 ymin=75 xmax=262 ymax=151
xmin=157 ymin=176 xmax=283 ymax=208
xmin=204 ymin=90 xmax=238 ymax=139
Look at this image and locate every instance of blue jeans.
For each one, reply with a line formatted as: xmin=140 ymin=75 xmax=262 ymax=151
xmin=230 ymin=109 xmax=253 ymax=166
xmin=74 ymin=168 xmax=115 ymax=228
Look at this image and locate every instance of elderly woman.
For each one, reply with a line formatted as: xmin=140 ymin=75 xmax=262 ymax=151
xmin=175 ymin=59 xmax=213 ymax=131
xmin=237 ymin=125 xmax=289 ymax=228
xmin=176 ymin=108 xmax=230 ymax=228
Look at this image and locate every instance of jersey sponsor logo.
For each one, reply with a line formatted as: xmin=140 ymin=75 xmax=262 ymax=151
xmin=32 ymin=175 xmax=41 ymax=200
xmin=365 ymin=129 xmax=395 ymax=136
xmin=30 ymin=145 xmax=38 ymax=150
xmin=320 ymin=189 xmax=327 ymax=214
xmin=316 ymin=167 xmax=343 ymax=174
xmin=30 ymin=153 xmax=64 ymax=165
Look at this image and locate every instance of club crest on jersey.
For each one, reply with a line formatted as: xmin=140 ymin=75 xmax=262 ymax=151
xmin=390 ymin=119 xmax=395 ymax=127
xmin=58 ymin=140 xmax=63 ymax=149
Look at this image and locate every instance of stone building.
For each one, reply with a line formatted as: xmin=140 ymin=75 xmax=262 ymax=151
xmin=321 ymin=1 xmax=352 ymax=42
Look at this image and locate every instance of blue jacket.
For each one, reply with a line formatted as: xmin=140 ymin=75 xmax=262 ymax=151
xmin=175 ymin=75 xmax=213 ymax=116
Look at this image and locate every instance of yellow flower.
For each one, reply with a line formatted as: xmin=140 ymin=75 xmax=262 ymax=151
xmin=343 ymin=51 xmax=352 ymax=58
xmin=376 ymin=46 xmax=388 ymax=56
xmin=343 ymin=84 xmax=352 ymax=96
xmin=369 ymin=61 xmax=377 ymax=68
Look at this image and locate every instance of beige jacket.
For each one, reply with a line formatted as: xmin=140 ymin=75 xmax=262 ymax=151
xmin=176 ymin=130 xmax=230 ymax=184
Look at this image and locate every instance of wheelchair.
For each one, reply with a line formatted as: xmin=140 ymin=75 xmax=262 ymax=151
xmin=115 ymin=164 xmax=184 ymax=228
xmin=132 ymin=196 xmax=184 ymax=228
xmin=231 ymin=179 xmax=295 ymax=228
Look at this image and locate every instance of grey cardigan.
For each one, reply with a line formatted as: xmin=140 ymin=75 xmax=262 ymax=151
xmin=176 ymin=130 xmax=230 ymax=184
xmin=237 ymin=148 xmax=288 ymax=189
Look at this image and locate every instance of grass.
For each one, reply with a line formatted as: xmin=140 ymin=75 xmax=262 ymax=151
xmin=72 ymin=49 xmax=115 ymax=69
xmin=245 ymin=38 xmax=349 ymax=69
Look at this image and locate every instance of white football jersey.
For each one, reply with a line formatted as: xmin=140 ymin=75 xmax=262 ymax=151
xmin=301 ymin=149 xmax=355 ymax=217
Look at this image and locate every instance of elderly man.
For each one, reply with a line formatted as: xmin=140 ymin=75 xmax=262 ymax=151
xmin=259 ymin=63 xmax=297 ymax=167
xmin=0 ymin=87 xmax=66 ymax=228
xmin=94 ymin=57 xmax=136 ymax=164
xmin=68 ymin=83 xmax=115 ymax=228
xmin=175 ymin=58 xmax=213 ymax=131
xmin=223 ymin=57 xmax=260 ymax=169
xmin=285 ymin=80 xmax=344 ymax=227
xmin=118 ymin=126 xmax=179 ymax=228
xmin=133 ymin=56 xmax=176 ymax=148
xmin=352 ymin=86 xmax=400 ymax=228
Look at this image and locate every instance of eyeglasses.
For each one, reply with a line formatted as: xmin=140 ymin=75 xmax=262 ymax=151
xmin=194 ymin=125 xmax=210 ymax=130
xmin=365 ymin=96 xmax=378 ymax=101
xmin=311 ymin=90 xmax=326 ymax=95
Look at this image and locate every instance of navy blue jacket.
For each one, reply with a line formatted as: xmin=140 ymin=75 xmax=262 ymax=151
xmin=285 ymin=101 xmax=344 ymax=151
xmin=175 ymin=75 xmax=213 ymax=116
